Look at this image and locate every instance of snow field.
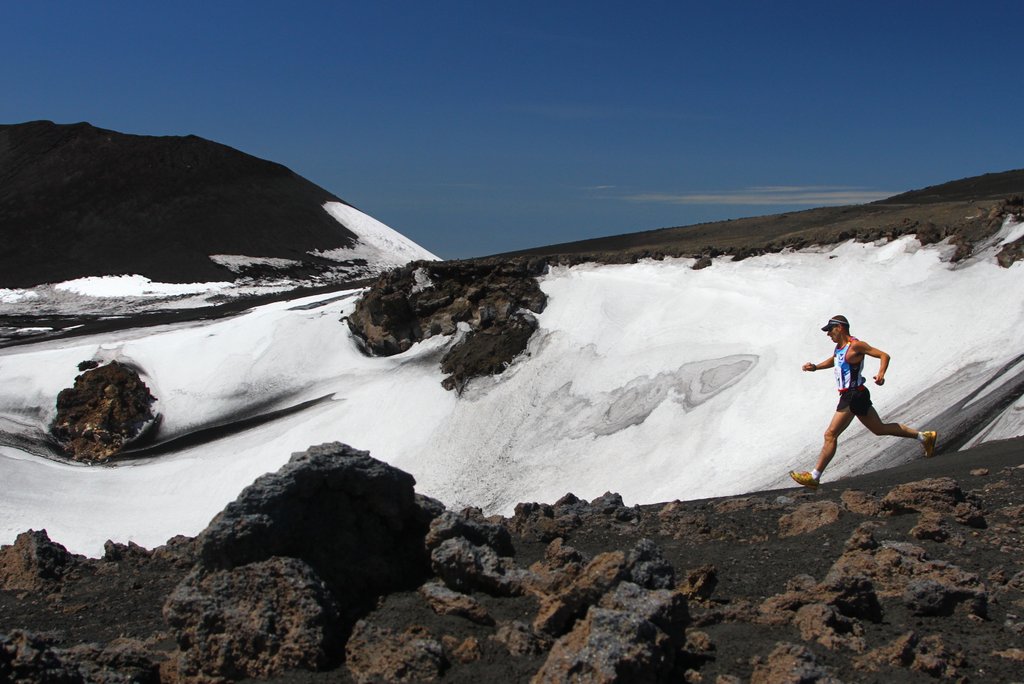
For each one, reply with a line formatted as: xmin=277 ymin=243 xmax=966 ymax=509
xmin=1 ymin=230 xmax=1022 ymax=556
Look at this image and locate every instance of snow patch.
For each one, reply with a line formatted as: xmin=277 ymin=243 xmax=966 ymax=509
xmin=210 ymin=255 xmax=303 ymax=272
xmin=0 ymin=289 xmax=40 ymax=304
xmin=411 ymin=267 xmax=434 ymax=294
xmin=317 ymin=202 xmax=440 ymax=266
xmin=998 ymin=218 xmax=1024 ymax=246
xmin=54 ymin=275 xmax=233 ymax=298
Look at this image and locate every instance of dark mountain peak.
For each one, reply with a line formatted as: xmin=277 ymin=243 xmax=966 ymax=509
xmin=0 ymin=120 xmax=360 ymax=288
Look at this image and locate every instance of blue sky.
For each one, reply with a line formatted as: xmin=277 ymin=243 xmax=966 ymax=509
xmin=3 ymin=1 xmax=1022 ymax=259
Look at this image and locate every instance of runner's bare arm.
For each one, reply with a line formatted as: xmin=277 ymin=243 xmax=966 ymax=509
xmin=851 ymin=340 xmax=890 ymax=385
xmin=803 ymin=357 xmax=835 ymax=372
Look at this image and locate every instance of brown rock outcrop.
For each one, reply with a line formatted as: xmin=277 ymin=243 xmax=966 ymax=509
xmin=0 ymin=529 xmax=81 ymax=592
xmin=855 ymin=631 xmax=966 ymax=678
xmin=826 ymin=531 xmax=988 ymax=618
xmin=426 ymin=508 xmax=516 ymax=557
xmin=163 ymin=557 xmax=340 ymax=681
xmin=508 ymin=492 xmax=639 ymax=543
xmin=430 ymin=537 xmax=528 ymax=597
xmin=50 ymin=361 xmax=157 ymax=462
xmin=778 ymin=501 xmax=842 ymax=538
xmin=345 ymin=623 xmax=446 ymax=683
xmin=533 ymin=551 xmax=630 ymax=636
xmin=419 ymin=581 xmax=495 ymax=625
xmin=880 ymin=477 xmax=986 ymax=528
xmin=532 ymin=539 xmax=678 ymax=637
xmin=0 ymin=630 xmax=161 ymax=684
xmin=532 ymin=583 xmax=689 ymax=683
xmin=793 ymin=602 xmax=866 ymax=652
xmin=750 ymin=642 xmax=842 ymax=684
xmin=491 ymin=621 xmax=552 ymax=657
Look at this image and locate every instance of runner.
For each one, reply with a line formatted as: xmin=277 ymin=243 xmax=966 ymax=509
xmin=789 ymin=315 xmax=936 ymax=488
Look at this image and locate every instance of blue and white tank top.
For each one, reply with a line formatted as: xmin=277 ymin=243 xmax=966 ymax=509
xmin=834 ymin=338 xmax=865 ymax=392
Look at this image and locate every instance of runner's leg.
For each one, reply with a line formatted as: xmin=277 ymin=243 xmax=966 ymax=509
xmin=814 ymin=409 xmax=856 ymax=475
xmin=856 ymin=407 xmax=919 ymax=438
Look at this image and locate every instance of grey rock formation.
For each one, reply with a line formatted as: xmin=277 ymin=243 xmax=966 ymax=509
xmin=194 ymin=442 xmax=434 ymax=620
xmin=165 ymin=442 xmax=441 ymax=679
xmin=346 ymin=259 xmax=548 ymax=390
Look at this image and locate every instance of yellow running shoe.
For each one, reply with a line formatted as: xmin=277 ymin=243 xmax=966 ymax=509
xmin=789 ymin=471 xmax=819 ymax=488
xmin=921 ymin=431 xmax=937 ymax=458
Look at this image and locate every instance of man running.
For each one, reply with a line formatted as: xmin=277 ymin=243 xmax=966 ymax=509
xmin=789 ymin=315 xmax=936 ymax=488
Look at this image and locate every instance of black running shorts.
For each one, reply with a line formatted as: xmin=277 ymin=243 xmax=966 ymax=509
xmin=836 ymin=386 xmax=872 ymax=416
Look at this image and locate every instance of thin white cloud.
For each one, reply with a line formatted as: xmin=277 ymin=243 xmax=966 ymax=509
xmin=511 ymin=103 xmax=693 ymax=122
xmin=619 ymin=186 xmax=894 ymax=206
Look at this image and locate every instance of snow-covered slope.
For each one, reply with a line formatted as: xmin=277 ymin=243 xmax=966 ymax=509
xmin=316 ymin=201 xmax=440 ymax=267
xmin=1 ymin=225 xmax=1023 ymax=556
xmin=0 ymin=202 xmax=438 ymax=323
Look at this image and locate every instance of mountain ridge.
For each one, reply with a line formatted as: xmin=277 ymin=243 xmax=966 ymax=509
xmin=0 ymin=120 xmax=367 ymax=288
xmin=485 ymin=169 xmax=1024 ymax=264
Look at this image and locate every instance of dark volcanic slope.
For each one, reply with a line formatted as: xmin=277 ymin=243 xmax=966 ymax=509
xmin=490 ymin=169 xmax=1024 ymax=263
xmin=0 ymin=120 xmax=358 ymax=287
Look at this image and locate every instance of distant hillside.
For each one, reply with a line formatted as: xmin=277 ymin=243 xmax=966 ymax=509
xmin=0 ymin=121 xmax=397 ymax=288
xmin=490 ymin=169 xmax=1024 ymax=264
xmin=877 ymin=169 xmax=1024 ymax=204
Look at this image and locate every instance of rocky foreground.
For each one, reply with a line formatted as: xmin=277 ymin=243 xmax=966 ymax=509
xmin=2 ymin=439 xmax=1023 ymax=683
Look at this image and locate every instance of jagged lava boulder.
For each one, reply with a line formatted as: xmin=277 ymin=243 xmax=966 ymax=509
xmin=190 ymin=442 xmax=436 ymax=621
xmin=163 ymin=443 xmax=440 ymax=680
xmin=347 ymin=259 xmax=548 ymax=390
xmin=50 ymin=361 xmax=157 ymax=462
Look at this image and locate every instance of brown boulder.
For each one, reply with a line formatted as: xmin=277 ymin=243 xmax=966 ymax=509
xmin=880 ymin=477 xmax=986 ymax=528
xmin=826 ymin=539 xmax=987 ymax=618
xmin=532 ymin=539 xmax=677 ymax=637
xmin=345 ymin=623 xmax=446 ymax=683
xmin=425 ymin=508 xmax=515 ymax=557
xmin=430 ymin=537 xmax=527 ymax=597
xmin=0 ymin=529 xmax=81 ymax=592
xmin=524 ymin=538 xmax=586 ymax=595
xmin=793 ymin=603 xmax=865 ymax=652
xmin=491 ymin=621 xmax=552 ymax=657
xmin=163 ymin=444 xmax=438 ymax=679
xmin=418 ymin=580 xmax=494 ymax=625
xmin=533 ymin=551 xmax=629 ymax=636
xmin=678 ymin=564 xmax=718 ymax=601
xmin=50 ymin=361 xmax=157 ymax=462
xmin=0 ymin=630 xmax=162 ymax=684
xmin=532 ymin=583 xmax=688 ymax=684
xmin=758 ymin=573 xmax=881 ymax=627
xmin=509 ymin=492 xmax=641 ymax=544
xmin=855 ymin=631 xmax=966 ymax=678
xmin=0 ymin=630 xmax=85 ymax=683
xmin=778 ymin=501 xmax=842 ymax=538
xmin=839 ymin=490 xmax=882 ymax=516
xmin=163 ymin=557 xmax=340 ymax=681
xmin=750 ymin=642 xmax=842 ymax=684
